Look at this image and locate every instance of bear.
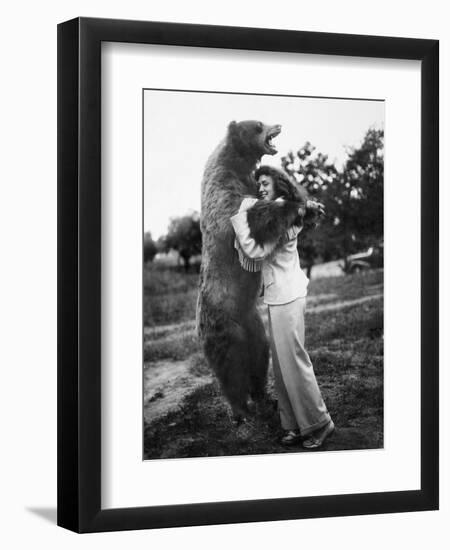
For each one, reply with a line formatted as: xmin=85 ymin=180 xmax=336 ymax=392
xmin=196 ymin=120 xmax=307 ymax=422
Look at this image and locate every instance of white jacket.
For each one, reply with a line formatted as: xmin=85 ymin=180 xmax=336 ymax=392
xmin=230 ymin=197 xmax=309 ymax=305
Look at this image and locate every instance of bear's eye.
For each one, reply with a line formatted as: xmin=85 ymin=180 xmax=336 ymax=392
xmin=256 ymin=122 xmax=263 ymax=133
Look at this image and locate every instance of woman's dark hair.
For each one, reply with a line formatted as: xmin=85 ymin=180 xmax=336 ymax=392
xmin=254 ymin=165 xmax=303 ymax=202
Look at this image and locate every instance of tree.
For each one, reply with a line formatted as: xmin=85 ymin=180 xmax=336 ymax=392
xmin=155 ymin=235 xmax=169 ymax=254
xmin=281 ymin=142 xmax=339 ymax=276
xmin=281 ymin=129 xmax=384 ymax=273
xmin=281 ymin=141 xmax=339 ymax=198
xmin=324 ymin=128 xmax=384 ymax=259
xmin=165 ymin=211 xmax=202 ymax=272
xmin=341 ymin=128 xmax=384 ymax=242
xmin=143 ymin=232 xmax=157 ymax=263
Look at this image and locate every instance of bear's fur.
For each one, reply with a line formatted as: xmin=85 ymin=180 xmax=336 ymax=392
xmin=246 ymin=198 xmax=304 ymax=246
xmin=196 ymin=120 xmax=305 ymax=421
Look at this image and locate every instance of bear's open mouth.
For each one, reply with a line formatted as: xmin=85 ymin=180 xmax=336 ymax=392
xmin=264 ymin=126 xmax=281 ymax=154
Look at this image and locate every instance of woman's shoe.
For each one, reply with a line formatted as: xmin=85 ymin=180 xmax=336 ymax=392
xmin=280 ymin=430 xmax=302 ymax=446
xmin=302 ymin=420 xmax=335 ymax=449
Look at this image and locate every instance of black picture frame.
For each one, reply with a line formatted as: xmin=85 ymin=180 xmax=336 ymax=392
xmin=57 ymin=17 xmax=439 ymax=533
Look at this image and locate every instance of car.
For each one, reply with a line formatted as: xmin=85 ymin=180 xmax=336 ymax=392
xmin=342 ymin=243 xmax=384 ymax=274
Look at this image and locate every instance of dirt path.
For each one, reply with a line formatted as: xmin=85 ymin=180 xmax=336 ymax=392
xmin=144 ymin=361 xmax=212 ymax=424
xmin=143 ymin=292 xmax=383 ymax=425
xmin=309 ymin=293 xmax=382 ymax=314
xmin=144 ymin=320 xmax=196 ymax=340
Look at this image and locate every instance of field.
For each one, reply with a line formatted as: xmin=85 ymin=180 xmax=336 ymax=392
xmin=143 ymin=260 xmax=383 ymax=459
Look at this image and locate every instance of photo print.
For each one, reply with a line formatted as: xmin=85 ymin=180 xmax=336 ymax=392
xmin=143 ymin=89 xmax=384 ymax=460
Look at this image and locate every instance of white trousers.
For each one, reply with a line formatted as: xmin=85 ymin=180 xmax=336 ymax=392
xmin=268 ymin=297 xmax=331 ymax=435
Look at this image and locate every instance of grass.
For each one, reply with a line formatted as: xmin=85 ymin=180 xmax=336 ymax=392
xmin=144 ymin=263 xmax=199 ymax=327
xmin=144 ymin=329 xmax=200 ymax=362
xmin=143 ymin=260 xmax=383 ymax=458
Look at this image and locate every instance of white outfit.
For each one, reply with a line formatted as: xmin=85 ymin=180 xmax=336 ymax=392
xmin=230 ymin=197 xmax=309 ymax=303
xmin=230 ymin=197 xmax=331 ymax=435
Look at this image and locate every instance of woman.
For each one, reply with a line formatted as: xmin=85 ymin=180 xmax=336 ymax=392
xmin=230 ymin=165 xmax=334 ymax=449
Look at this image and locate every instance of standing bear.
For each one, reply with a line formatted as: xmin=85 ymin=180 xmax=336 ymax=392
xmin=196 ymin=120 xmax=306 ymax=422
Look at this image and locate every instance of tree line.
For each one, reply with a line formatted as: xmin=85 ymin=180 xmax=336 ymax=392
xmin=144 ymin=211 xmax=202 ymax=272
xmin=282 ymin=127 xmax=384 ymax=276
xmin=144 ymin=127 xmax=384 ymax=275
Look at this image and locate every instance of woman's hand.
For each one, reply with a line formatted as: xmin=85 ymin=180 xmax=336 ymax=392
xmin=306 ymin=200 xmax=326 ymax=217
xmin=297 ymin=204 xmax=306 ymax=217
xmin=302 ymin=200 xmax=326 ymax=230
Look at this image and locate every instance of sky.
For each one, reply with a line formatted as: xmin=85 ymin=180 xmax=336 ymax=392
xmin=144 ymin=90 xmax=384 ymax=239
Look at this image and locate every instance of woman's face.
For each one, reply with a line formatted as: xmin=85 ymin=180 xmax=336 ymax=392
xmin=258 ymin=174 xmax=276 ymax=201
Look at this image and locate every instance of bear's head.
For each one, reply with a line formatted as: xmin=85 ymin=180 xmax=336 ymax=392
xmin=227 ymin=120 xmax=281 ymax=159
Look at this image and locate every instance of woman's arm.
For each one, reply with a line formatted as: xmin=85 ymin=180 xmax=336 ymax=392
xmin=230 ymin=208 xmax=278 ymax=260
